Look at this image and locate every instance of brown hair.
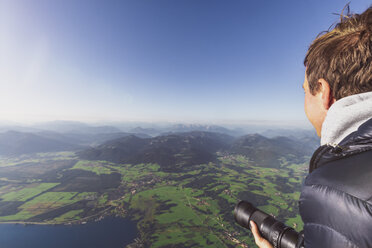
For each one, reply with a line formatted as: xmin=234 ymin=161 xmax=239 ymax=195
xmin=304 ymin=5 xmax=372 ymax=100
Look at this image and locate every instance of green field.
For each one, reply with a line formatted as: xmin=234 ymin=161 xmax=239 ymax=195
xmin=70 ymin=160 xmax=114 ymax=175
xmin=54 ymin=209 xmax=84 ymax=222
xmin=0 ymin=183 xmax=59 ymax=201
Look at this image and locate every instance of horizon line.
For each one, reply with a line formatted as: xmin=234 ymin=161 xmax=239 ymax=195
xmin=0 ymin=118 xmax=312 ymax=128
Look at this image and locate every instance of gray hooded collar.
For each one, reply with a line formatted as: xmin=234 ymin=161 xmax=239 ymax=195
xmin=320 ymin=91 xmax=372 ymax=146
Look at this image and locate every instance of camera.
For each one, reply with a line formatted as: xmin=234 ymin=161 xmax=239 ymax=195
xmin=234 ymin=200 xmax=304 ymax=248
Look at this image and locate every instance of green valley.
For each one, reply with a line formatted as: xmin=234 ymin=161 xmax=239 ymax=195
xmin=0 ymin=151 xmax=308 ymax=247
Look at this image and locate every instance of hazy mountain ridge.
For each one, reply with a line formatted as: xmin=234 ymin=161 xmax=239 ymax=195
xmin=167 ymin=124 xmax=242 ymax=137
xmin=127 ymin=124 xmax=243 ymax=137
xmin=31 ymin=121 xmax=122 ymax=134
xmin=260 ymin=128 xmax=316 ymax=139
xmin=0 ymin=131 xmax=82 ymax=156
xmin=78 ymin=131 xmax=234 ymax=172
xmin=0 ymin=121 xmax=125 ymax=135
xmin=37 ymin=131 xmax=150 ymax=146
xmin=230 ymin=134 xmax=315 ymax=167
xmin=0 ymin=121 xmax=318 ymax=166
xmin=0 ymin=130 xmax=151 ymax=156
xmin=128 ymin=127 xmax=160 ymax=136
xmin=0 ymin=120 xmax=314 ymax=138
xmin=79 ymin=131 xmax=316 ymax=170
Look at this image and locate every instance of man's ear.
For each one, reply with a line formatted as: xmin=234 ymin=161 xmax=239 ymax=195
xmin=318 ymin=78 xmax=336 ymax=110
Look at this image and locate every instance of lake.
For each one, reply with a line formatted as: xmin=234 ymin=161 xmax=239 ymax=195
xmin=0 ymin=217 xmax=138 ymax=248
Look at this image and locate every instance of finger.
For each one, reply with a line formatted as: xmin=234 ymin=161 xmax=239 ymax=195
xmin=250 ymin=221 xmax=274 ymax=248
xmin=250 ymin=221 xmax=263 ymax=244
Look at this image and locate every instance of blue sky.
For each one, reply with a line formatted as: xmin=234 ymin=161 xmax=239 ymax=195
xmin=0 ymin=0 xmax=371 ymax=126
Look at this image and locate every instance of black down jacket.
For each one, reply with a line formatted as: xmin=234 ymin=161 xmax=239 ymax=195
xmin=299 ymin=118 xmax=372 ymax=248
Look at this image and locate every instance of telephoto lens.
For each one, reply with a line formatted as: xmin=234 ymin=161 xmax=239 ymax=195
xmin=234 ymin=200 xmax=304 ymax=248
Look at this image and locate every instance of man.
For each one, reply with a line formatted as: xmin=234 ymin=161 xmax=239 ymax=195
xmin=251 ymin=6 xmax=372 ymax=248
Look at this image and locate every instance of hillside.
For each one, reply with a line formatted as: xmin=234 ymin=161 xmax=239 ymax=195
xmin=79 ymin=131 xmax=315 ymax=170
xmin=78 ymin=131 xmax=234 ymax=171
xmin=230 ymin=134 xmax=315 ymax=167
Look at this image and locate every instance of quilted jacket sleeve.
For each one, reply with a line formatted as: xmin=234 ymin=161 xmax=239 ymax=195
xmin=299 ymin=152 xmax=372 ymax=248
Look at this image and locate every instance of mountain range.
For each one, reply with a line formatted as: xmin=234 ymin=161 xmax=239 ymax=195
xmin=78 ymin=131 xmax=234 ymax=172
xmin=0 ymin=121 xmax=319 ymax=169
xmin=230 ymin=134 xmax=318 ymax=167
xmin=0 ymin=130 xmax=149 ymax=156
xmin=78 ymin=131 xmax=317 ymax=171
xmin=0 ymin=131 xmax=81 ymax=156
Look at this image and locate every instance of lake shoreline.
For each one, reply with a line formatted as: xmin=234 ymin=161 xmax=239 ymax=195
xmin=0 ymin=213 xmax=129 ymax=225
xmin=0 ymin=216 xmax=139 ymax=248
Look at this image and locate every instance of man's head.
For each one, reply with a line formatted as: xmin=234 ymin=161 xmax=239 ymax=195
xmin=303 ymin=6 xmax=372 ymax=135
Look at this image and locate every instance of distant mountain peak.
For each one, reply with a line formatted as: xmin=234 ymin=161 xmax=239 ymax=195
xmin=78 ymin=131 xmax=234 ymax=172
